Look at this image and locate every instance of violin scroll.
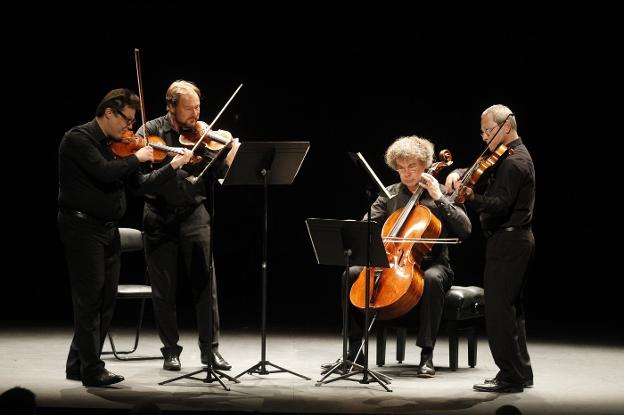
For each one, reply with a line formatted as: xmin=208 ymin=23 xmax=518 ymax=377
xmin=430 ymin=149 xmax=453 ymax=177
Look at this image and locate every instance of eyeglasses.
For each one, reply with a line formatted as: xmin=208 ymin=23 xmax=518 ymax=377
xmin=480 ymin=124 xmax=500 ymax=137
xmin=396 ymin=165 xmax=421 ymax=174
xmin=114 ymin=108 xmax=136 ymax=127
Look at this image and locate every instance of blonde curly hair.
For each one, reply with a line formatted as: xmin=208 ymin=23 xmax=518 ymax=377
xmin=384 ymin=135 xmax=434 ymax=171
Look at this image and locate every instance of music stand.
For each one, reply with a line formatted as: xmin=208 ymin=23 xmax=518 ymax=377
xmin=347 ymin=151 xmax=396 ymax=391
xmin=223 ymin=141 xmax=311 ymax=381
xmin=305 ymin=219 xmax=391 ymax=390
xmin=159 ymin=161 xmax=240 ymax=390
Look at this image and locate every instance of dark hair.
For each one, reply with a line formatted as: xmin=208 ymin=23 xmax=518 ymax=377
xmin=495 ymin=404 xmax=523 ymax=415
xmin=95 ymin=88 xmax=140 ymax=117
xmin=130 ymin=400 xmax=162 ymax=415
xmin=0 ymin=386 xmax=36 ymax=414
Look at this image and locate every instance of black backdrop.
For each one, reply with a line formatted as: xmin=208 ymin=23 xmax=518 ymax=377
xmin=4 ymin=6 xmax=613 ymax=340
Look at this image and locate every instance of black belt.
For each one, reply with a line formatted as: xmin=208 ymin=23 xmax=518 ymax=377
xmin=484 ymin=225 xmax=531 ymax=238
xmin=146 ymin=202 xmax=200 ymax=215
xmin=60 ymin=208 xmax=117 ymax=228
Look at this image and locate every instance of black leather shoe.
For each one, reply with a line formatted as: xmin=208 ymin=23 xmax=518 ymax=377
xmin=485 ymin=377 xmax=533 ymax=388
xmin=416 ymin=358 xmax=435 ymax=378
xmin=81 ymin=369 xmax=124 ymax=387
xmin=213 ymin=350 xmax=231 ymax=370
xmin=473 ymin=379 xmax=523 ymax=393
xmin=201 ymin=349 xmax=232 ymax=370
xmin=163 ymin=355 xmax=181 ymax=371
xmin=66 ymin=371 xmax=81 ymax=381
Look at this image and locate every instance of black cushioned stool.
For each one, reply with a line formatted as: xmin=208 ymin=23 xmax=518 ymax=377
xmin=376 ymin=285 xmax=485 ymax=371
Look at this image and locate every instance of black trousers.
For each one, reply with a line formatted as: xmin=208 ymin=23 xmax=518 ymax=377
xmin=58 ymin=212 xmax=120 ymax=377
xmin=347 ymin=263 xmax=453 ymax=353
xmin=484 ymin=228 xmax=534 ymax=385
xmin=143 ymin=204 xmax=220 ymax=357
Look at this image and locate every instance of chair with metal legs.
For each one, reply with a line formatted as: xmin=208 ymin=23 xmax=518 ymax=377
xmin=104 ymin=227 xmax=162 ymax=361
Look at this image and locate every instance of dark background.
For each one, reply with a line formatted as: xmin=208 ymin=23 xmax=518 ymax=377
xmin=5 ymin=6 xmax=613 ymax=341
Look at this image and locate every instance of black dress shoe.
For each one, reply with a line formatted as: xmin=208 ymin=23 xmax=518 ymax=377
xmin=163 ymin=355 xmax=181 ymax=371
xmin=485 ymin=377 xmax=533 ymax=388
xmin=66 ymin=372 xmax=81 ymax=381
xmin=201 ymin=349 xmax=232 ymax=370
xmin=473 ymin=378 xmax=523 ymax=393
xmin=81 ymin=369 xmax=124 ymax=387
xmin=213 ymin=350 xmax=232 ymax=370
xmin=416 ymin=358 xmax=435 ymax=378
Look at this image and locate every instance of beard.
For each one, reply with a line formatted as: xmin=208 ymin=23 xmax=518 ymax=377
xmin=171 ymin=112 xmax=197 ymax=133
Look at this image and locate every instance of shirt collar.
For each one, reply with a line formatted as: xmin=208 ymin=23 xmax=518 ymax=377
xmin=90 ymin=118 xmax=110 ymax=144
xmin=163 ymin=113 xmax=176 ymax=134
xmin=507 ymin=137 xmax=523 ymax=149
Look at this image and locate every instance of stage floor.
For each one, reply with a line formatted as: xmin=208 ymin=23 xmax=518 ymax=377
xmin=1 ymin=325 xmax=622 ymax=414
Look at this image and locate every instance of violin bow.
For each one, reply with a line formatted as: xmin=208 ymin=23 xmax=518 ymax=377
xmin=186 ymin=83 xmax=243 ymax=184
xmin=133 ymin=48 xmax=150 ymax=140
xmin=189 ymin=83 xmax=243 ymax=154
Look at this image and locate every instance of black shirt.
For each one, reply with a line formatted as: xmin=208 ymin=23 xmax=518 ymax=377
xmin=58 ymin=119 xmax=141 ymax=221
xmin=367 ymin=182 xmax=472 ymax=266
xmin=136 ymin=115 xmax=226 ymax=208
xmin=465 ymin=138 xmax=535 ymax=231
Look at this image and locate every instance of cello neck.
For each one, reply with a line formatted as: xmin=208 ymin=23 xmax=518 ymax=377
xmin=388 ymin=170 xmax=429 ymax=237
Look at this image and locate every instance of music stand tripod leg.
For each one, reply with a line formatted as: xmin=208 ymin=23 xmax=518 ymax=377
xmin=349 ymin=317 xmax=392 ymax=384
xmin=317 ymin=250 xmax=358 ymax=385
xmin=353 ymin=189 xmax=393 ymax=391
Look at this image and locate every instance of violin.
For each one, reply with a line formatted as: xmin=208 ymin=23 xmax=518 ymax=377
xmin=349 ymin=150 xmax=454 ymax=320
xmin=110 ymin=131 xmax=187 ymax=161
xmin=179 ymin=121 xmax=233 ymax=153
xmin=450 ymin=143 xmax=512 ymax=203
xmin=450 ymin=111 xmax=516 ymax=202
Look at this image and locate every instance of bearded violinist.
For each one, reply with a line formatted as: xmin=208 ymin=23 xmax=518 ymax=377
xmin=135 ymin=80 xmax=240 ymax=372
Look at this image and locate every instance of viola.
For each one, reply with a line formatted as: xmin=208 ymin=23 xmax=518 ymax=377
xmin=110 ymin=131 xmax=186 ymax=161
xmin=450 ymin=143 xmax=512 ymax=203
xmin=349 ymin=150 xmax=453 ymax=320
xmin=179 ymin=121 xmax=232 ymax=153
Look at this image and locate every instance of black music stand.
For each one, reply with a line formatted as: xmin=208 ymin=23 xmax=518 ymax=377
xmin=346 ymin=151 xmax=395 ymax=391
xmin=305 ymin=219 xmax=391 ymax=389
xmin=223 ymin=141 xmax=311 ymax=381
xmin=159 ymin=160 xmax=240 ymax=390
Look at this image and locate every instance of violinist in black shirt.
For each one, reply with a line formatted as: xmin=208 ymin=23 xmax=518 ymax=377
xmin=445 ymin=104 xmax=535 ymax=393
xmin=136 ymin=80 xmax=240 ymax=372
xmin=58 ymin=89 xmax=193 ymax=387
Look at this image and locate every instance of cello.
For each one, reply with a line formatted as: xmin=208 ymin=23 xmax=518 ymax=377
xmin=349 ymin=150 xmax=453 ymax=320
